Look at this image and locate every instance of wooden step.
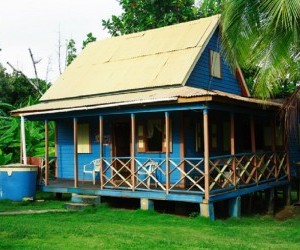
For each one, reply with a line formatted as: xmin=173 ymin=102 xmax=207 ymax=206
xmin=71 ymin=194 xmax=101 ymax=205
xmin=65 ymin=202 xmax=93 ymax=211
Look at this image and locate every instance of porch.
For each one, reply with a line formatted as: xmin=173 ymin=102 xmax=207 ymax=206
xmin=25 ymin=102 xmax=290 ymax=218
xmin=40 ymin=152 xmax=289 ymax=206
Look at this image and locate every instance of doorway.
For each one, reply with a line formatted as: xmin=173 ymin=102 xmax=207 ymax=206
xmin=113 ymin=121 xmax=131 ymax=180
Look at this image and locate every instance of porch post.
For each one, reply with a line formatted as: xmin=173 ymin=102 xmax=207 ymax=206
xmin=180 ymin=112 xmax=185 ymax=188
xmin=99 ymin=115 xmax=104 ymax=189
xmin=271 ymin=120 xmax=278 ymax=178
xmin=45 ymin=120 xmax=49 ymax=186
xmin=203 ymin=109 xmax=210 ymax=201
xmin=20 ymin=115 xmax=27 ymax=164
xmin=73 ymin=118 xmax=78 ymax=188
xmin=230 ymin=113 xmax=236 ymax=187
xmin=131 ymin=113 xmax=136 ymax=191
xmin=165 ymin=111 xmax=170 ymax=194
xmin=250 ymin=115 xmax=257 ymax=182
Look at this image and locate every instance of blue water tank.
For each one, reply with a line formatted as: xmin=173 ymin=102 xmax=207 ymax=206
xmin=0 ymin=164 xmax=38 ymax=201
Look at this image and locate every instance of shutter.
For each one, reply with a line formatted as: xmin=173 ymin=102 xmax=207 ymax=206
xmin=77 ymin=123 xmax=91 ymax=153
xmin=137 ymin=122 xmax=146 ymax=152
xmin=210 ymin=50 xmax=221 ymax=78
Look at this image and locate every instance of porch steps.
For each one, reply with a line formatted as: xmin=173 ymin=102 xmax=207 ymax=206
xmin=65 ymin=194 xmax=101 ymax=210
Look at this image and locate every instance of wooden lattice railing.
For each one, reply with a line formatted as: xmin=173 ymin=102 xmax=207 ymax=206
xmin=90 ymin=152 xmax=288 ymax=194
xmin=208 ymin=152 xmax=288 ymax=191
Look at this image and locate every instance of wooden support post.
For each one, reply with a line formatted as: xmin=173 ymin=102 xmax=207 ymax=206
xmin=73 ymin=118 xmax=78 ymax=188
xmin=140 ymin=198 xmax=154 ymax=210
xmin=203 ymin=109 xmax=210 ymax=202
xmin=54 ymin=121 xmax=58 ymax=178
xmin=99 ymin=116 xmax=104 ymax=189
xmin=165 ymin=112 xmax=170 ymax=194
xmin=45 ymin=120 xmax=49 ymax=186
xmin=180 ymin=112 xmax=185 ymax=188
xmin=230 ymin=113 xmax=236 ymax=187
xmin=20 ymin=116 xmax=27 ymax=164
xmin=267 ymin=188 xmax=275 ymax=215
xmin=283 ymin=185 xmax=292 ymax=206
xmin=229 ymin=196 xmax=241 ymax=218
xmin=131 ymin=113 xmax=136 ymax=191
xmin=271 ymin=120 xmax=278 ymax=178
xmin=200 ymin=201 xmax=215 ymax=220
xmin=250 ymin=116 xmax=257 ymax=182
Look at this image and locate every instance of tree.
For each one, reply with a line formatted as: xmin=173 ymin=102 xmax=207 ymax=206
xmin=66 ymin=39 xmax=77 ymax=66
xmin=102 ymin=0 xmax=201 ymax=36
xmin=221 ymin=0 xmax=300 ymax=99
xmin=82 ymin=32 xmax=96 ymax=49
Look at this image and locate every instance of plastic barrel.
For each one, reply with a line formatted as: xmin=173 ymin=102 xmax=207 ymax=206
xmin=0 ymin=164 xmax=38 ymax=201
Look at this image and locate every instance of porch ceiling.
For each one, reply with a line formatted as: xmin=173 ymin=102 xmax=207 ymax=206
xmin=12 ymin=86 xmax=282 ymax=117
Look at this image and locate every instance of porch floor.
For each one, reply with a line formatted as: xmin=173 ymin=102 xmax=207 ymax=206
xmin=39 ymin=177 xmax=289 ymax=204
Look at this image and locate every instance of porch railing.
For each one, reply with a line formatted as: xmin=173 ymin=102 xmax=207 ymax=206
xmin=96 ymin=151 xmax=288 ymax=194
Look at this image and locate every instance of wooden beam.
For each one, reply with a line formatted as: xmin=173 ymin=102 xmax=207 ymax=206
xmin=203 ymin=109 xmax=210 ymax=201
xmin=20 ymin=116 xmax=27 ymax=164
xmin=45 ymin=120 xmax=49 ymax=186
xmin=165 ymin=112 xmax=170 ymax=194
xmin=73 ymin=118 xmax=78 ymax=188
xmin=250 ymin=115 xmax=257 ymax=182
xmin=99 ymin=115 xmax=104 ymax=189
xmin=180 ymin=112 xmax=185 ymax=188
xmin=54 ymin=121 xmax=58 ymax=177
xmin=230 ymin=113 xmax=236 ymax=186
xmin=177 ymin=96 xmax=212 ymax=103
xmin=131 ymin=113 xmax=136 ymax=191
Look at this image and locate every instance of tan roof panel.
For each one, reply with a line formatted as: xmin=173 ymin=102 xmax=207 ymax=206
xmin=41 ymin=15 xmax=220 ymax=101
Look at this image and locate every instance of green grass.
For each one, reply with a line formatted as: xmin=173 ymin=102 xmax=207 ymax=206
xmin=0 ymin=193 xmax=300 ymax=249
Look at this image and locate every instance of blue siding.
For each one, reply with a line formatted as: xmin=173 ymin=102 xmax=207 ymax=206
xmin=56 ymin=117 xmax=107 ymax=180
xmin=186 ymin=30 xmax=242 ymax=95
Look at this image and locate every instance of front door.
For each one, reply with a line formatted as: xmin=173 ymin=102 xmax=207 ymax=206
xmin=113 ymin=121 xmax=131 ymax=180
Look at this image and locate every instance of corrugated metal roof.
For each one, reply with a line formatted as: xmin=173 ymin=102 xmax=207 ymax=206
xmin=41 ymin=15 xmax=220 ymax=101
xmin=13 ymin=86 xmax=281 ymax=116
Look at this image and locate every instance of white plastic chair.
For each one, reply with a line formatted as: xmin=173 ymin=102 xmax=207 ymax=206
xmin=138 ymin=161 xmax=159 ymax=188
xmin=83 ymin=159 xmax=101 ymax=185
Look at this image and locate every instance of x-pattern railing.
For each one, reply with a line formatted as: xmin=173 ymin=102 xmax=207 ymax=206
xmin=85 ymin=152 xmax=287 ymax=194
xmin=209 ymin=152 xmax=288 ymax=191
xmin=102 ymin=157 xmax=133 ymax=189
xmin=169 ymin=158 xmax=205 ymax=192
xmin=134 ymin=159 xmax=166 ymax=190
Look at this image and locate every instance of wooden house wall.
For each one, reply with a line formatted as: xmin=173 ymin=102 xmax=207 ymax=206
xmin=56 ymin=117 xmax=111 ymax=180
xmin=186 ymin=29 xmax=242 ymax=96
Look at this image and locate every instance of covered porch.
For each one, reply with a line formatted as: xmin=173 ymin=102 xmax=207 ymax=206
xmin=32 ymin=101 xmax=290 ymax=218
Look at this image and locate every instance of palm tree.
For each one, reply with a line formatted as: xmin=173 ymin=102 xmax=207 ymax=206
xmin=221 ymin=0 xmax=300 ymax=99
xmin=220 ymin=0 xmax=300 ymax=139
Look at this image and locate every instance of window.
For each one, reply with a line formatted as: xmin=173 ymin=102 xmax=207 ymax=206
xmin=210 ymin=50 xmax=221 ymax=78
xmin=77 ymin=123 xmax=91 ymax=153
xmin=137 ymin=118 xmax=172 ymax=153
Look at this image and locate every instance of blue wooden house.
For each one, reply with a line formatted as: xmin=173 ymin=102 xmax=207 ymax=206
xmin=13 ymin=15 xmax=291 ymax=219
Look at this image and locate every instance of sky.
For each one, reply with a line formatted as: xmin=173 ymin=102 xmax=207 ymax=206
xmin=0 ymin=0 xmax=122 ymax=82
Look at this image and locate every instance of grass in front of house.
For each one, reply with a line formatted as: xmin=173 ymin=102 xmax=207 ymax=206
xmin=0 ymin=193 xmax=300 ymax=249
xmin=0 ymin=191 xmax=70 ymax=212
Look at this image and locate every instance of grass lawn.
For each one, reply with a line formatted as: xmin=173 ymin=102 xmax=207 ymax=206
xmin=1 ymin=192 xmax=300 ymax=249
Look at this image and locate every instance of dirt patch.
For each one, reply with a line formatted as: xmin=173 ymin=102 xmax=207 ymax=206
xmin=275 ymin=204 xmax=300 ymax=220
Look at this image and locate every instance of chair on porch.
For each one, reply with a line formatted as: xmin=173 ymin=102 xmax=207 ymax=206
xmin=138 ymin=161 xmax=159 ymax=188
xmin=83 ymin=159 xmax=101 ymax=185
